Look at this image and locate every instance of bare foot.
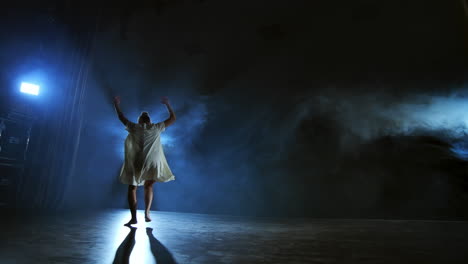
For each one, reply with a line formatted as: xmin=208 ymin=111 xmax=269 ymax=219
xmin=145 ymin=215 xmax=152 ymax=222
xmin=124 ymin=219 xmax=137 ymax=226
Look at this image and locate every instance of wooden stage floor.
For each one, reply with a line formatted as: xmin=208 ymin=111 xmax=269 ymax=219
xmin=0 ymin=209 xmax=467 ymax=263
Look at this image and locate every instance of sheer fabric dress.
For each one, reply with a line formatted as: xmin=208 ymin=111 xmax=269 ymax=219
xmin=119 ymin=122 xmax=175 ymax=186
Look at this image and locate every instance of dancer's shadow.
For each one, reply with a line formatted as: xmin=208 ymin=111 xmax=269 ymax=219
xmin=113 ymin=225 xmax=137 ymax=264
xmin=147 ymin=227 xmax=178 ymax=264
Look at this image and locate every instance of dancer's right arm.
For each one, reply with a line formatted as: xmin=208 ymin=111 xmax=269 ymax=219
xmin=113 ymin=96 xmax=130 ymax=126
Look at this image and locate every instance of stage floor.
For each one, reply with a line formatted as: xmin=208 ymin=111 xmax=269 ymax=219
xmin=0 ymin=209 xmax=467 ymax=263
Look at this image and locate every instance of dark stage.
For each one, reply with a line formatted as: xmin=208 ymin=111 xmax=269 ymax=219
xmin=2 ymin=2 xmax=468 ymax=264
xmin=1 ymin=209 xmax=467 ymax=264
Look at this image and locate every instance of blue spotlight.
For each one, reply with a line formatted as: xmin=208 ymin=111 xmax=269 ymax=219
xmin=20 ymin=82 xmax=40 ymax=95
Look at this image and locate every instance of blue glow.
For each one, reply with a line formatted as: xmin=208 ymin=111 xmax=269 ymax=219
xmin=160 ymin=133 xmax=176 ymax=147
xmin=450 ymin=141 xmax=468 ymax=160
xmin=20 ymin=82 xmax=40 ymax=95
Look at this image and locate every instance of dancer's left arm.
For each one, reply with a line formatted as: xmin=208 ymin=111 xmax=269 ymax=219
xmin=113 ymin=96 xmax=130 ymax=126
xmin=161 ymin=96 xmax=176 ymax=128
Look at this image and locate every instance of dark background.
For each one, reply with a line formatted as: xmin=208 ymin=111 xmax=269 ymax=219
xmin=1 ymin=0 xmax=468 ymax=219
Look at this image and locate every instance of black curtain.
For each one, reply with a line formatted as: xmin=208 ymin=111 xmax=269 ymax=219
xmin=7 ymin=6 xmax=100 ymax=211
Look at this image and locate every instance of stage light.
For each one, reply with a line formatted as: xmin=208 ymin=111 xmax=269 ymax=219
xmin=20 ymin=82 xmax=40 ymax=95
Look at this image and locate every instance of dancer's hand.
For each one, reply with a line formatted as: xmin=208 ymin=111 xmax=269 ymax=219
xmin=113 ymin=96 xmax=121 ymax=105
xmin=161 ymin=96 xmax=169 ymax=105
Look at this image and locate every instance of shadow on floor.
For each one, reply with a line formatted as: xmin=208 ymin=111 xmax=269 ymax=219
xmin=113 ymin=225 xmax=137 ymax=264
xmin=147 ymin=227 xmax=178 ymax=264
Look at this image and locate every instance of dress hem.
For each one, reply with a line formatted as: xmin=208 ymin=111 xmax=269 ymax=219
xmin=120 ymin=175 xmax=176 ymax=186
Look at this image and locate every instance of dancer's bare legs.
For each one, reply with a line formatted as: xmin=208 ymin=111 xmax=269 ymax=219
xmin=126 ymin=185 xmax=138 ymax=225
xmin=144 ymin=180 xmax=156 ymax=222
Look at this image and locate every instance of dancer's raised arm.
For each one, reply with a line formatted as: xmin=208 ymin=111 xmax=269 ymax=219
xmin=161 ymin=96 xmax=176 ymax=128
xmin=113 ymin=96 xmax=130 ymax=126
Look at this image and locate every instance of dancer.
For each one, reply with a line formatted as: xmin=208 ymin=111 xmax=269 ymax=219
xmin=113 ymin=95 xmax=176 ymax=225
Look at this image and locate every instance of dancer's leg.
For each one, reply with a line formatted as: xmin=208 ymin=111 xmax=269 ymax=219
xmin=126 ymin=185 xmax=138 ymax=225
xmin=144 ymin=180 xmax=155 ymax=222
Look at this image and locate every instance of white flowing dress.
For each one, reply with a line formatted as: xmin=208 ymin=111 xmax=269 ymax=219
xmin=119 ymin=121 xmax=175 ymax=186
